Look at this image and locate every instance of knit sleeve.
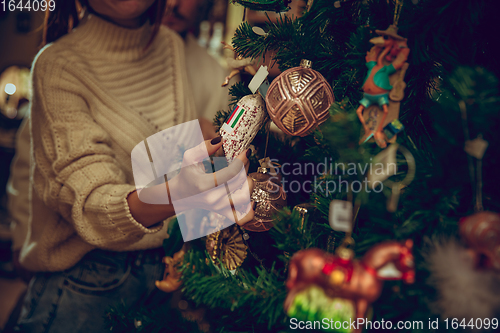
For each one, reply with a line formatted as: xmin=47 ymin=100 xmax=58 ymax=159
xmin=30 ymin=48 xmax=163 ymax=249
xmin=8 ymin=114 xmax=31 ymax=251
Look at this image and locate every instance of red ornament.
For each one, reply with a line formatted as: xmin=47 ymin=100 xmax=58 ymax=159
xmin=285 ymin=240 xmax=415 ymax=332
xmin=322 ymin=254 xmax=355 ymax=282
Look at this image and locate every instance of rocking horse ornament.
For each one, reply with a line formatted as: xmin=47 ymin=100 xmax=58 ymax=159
xmin=284 ymin=240 xmax=415 ymax=333
xmin=356 ymin=25 xmax=410 ymax=148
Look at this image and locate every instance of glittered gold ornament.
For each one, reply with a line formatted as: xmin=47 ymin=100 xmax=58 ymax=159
xmin=205 ymin=225 xmax=248 ymax=270
xmin=242 ymin=167 xmax=287 ymax=232
xmin=265 ymin=59 xmax=335 ymax=137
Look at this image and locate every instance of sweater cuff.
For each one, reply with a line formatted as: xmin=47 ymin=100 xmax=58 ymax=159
xmin=106 ymin=185 xmax=164 ymax=238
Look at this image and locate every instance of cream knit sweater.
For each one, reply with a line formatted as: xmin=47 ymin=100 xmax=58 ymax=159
xmin=20 ymin=14 xmax=197 ymax=272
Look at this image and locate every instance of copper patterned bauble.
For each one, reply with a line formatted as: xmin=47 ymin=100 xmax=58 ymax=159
xmin=265 ymin=59 xmax=334 ymax=137
xmin=242 ymin=167 xmax=287 ymax=232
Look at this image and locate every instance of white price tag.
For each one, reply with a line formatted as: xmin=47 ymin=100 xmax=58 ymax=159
xmin=248 ymin=65 xmax=269 ymax=94
xmin=329 ymin=200 xmax=352 ymax=232
xmin=252 ymin=26 xmax=269 ymax=37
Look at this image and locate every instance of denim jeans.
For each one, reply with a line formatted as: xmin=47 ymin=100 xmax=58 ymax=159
xmin=14 ymin=247 xmax=167 ymax=333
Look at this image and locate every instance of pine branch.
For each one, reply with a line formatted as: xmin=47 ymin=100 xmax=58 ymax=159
xmin=228 ymin=81 xmax=252 ymax=107
xmin=181 ymin=248 xmax=289 ymax=331
xmin=230 ymin=0 xmax=292 ymax=13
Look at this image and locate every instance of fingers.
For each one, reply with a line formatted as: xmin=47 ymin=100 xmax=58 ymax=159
xmin=213 ymin=149 xmax=250 ymax=186
xmin=213 ymin=152 xmax=252 ymax=224
xmin=235 ymin=206 xmax=255 ymax=226
xmin=234 ymin=148 xmax=251 ymax=173
xmin=247 ymin=176 xmax=254 ymax=193
xmin=182 ymin=137 xmax=223 ymax=167
xmin=206 ymin=136 xmax=223 ymax=156
xmin=216 ymin=202 xmax=254 ymax=227
xmin=227 ymin=176 xmax=253 ymax=204
xmin=176 ymin=141 xmax=255 ymax=230
xmin=229 ymin=176 xmax=255 ymax=225
xmin=205 ymin=175 xmax=254 ymax=225
xmin=225 ymin=164 xmax=250 ymax=192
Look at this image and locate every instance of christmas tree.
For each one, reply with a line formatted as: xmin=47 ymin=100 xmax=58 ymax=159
xmin=106 ymin=0 xmax=500 ymax=332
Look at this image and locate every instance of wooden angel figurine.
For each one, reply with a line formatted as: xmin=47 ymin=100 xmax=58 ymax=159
xmin=155 ymin=245 xmax=186 ymax=293
xmin=221 ymin=41 xmax=257 ymax=87
xmin=356 ymin=25 xmax=410 ymax=148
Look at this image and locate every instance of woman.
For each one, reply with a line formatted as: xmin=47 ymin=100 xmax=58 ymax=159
xmin=14 ymin=0 xmax=253 ymax=331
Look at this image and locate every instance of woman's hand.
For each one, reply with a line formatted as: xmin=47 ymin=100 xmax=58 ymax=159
xmin=128 ymin=137 xmax=254 ymax=228
xmin=168 ymin=136 xmax=254 ymax=225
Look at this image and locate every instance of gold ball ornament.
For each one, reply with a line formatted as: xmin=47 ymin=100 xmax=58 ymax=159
xmin=265 ymin=59 xmax=335 ymax=137
xmin=242 ymin=167 xmax=287 ymax=232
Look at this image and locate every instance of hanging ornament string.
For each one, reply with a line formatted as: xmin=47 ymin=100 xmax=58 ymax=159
xmin=475 ymin=144 xmax=483 ymax=212
xmin=351 ymin=200 xmax=361 ymax=232
xmin=334 ymin=197 xmax=356 ymax=259
xmin=344 ymin=190 xmax=360 ymax=248
xmin=258 ymin=120 xmax=279 ymax=178
xmin=459 ymin=101 xmax=476 ymax=205
xmin=328 ymin=190 xmax=359 ymax=253
xmin=294 ymin=203 xmax=315 ymax=230
xmin=393 ymin=0 xmax=404 ymax=26
xmin=263 ymin=121 xmax=271 ymax=159
xmin=236 ymin=225 xmax=265 ymax=266
xmin=336 ymin=198 xmax=360 ymax=254
xmin=460 ymin=100 xmax=488 ymax=212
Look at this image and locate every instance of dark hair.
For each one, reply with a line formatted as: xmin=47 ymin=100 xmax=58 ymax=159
xmin=43 ymin=0 xmax=167 ymax=48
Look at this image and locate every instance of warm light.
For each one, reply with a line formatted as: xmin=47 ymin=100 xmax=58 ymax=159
xmin=4 ymin=83 xmax=16 ymax=95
